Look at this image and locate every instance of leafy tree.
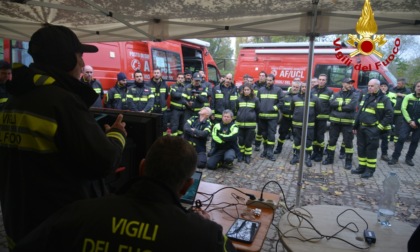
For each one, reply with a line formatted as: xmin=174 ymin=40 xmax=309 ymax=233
xmin=201 ymin=38 xmax=234 ymax=72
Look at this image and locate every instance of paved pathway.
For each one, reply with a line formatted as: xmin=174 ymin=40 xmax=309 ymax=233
xmin=200 ymin=136 xmax=419 ymax=251
xmin=1 ymin=135 xmax=418 ymax=251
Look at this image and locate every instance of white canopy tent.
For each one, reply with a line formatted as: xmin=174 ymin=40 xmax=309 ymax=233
xmin=0 ymin=0 xmax=419 ymax=42
xmin=1 ymin=0 xmax=419 ymax=207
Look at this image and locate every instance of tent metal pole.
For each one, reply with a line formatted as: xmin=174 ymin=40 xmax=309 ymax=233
xmin=295 ymin=0 xmax=319 ymax=208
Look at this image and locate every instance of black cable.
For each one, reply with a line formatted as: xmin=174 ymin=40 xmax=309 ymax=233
xmin=259 ymin=181 xmax=371 ymax=250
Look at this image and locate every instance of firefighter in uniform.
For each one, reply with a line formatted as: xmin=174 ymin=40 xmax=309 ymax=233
xmin=379 ymin=82 xmax=397 ymax=161
xmin=147 ymin=68 xmax=169 ymax=134
xmin=184 ymin=107 xmax=213 ymax=168
xmin=169 ymin=73 xmax=188 ymax=136
xmin=207 ymin=110 xmax=238 ymax=170
xmin=253 ymin=71 xmax=267 ymax=151
xmin=310 ymin=73 xmax=333 ymax=162
xmin=390 ymin=78 xmax=411 ymax=143
xmin=199 ymin=70 xmax=212 ymax=107
xmin=389 ymin=81 xmax=420 ymax=166
xmin=0 ymin=25 xmax=127 ymax=245
xmin=80 ymin=65 xmax=104 ymax=108
xmin=127 ymin=70 xmax=154 ymax=112
xmin=14 ymin=137 xmax=235 ymax=252
xmin=274 ymin=80 xmax=300 ymax=155
xmin=290 ymin=83 xmax=320 ymax=167
xmin=105 ymin=72 xmax=130 ymax=110
xmin=184 ymin=73 xmax=208 ymax=121
xmin=236 ymin=83 xmax=260 ymax=164
xmin=211 ymin=73 xmax=238 ymax=122
xmin=257 ymin=74 xmax=284 ymax=161
xmin=352 ymin=79 xmax=394 ymax=178
xmin=322 ymin=78 xmax=359 ymax=170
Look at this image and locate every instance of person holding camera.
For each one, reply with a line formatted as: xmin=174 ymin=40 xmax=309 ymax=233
xmin=184 ymin=73 xmax=208 ymax=120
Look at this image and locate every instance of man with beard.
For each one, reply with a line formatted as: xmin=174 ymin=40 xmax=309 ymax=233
xmin=147 ymin=68 xmax=169 ymax=134
xmin=127 ymin=70 xmax=154 ymax=112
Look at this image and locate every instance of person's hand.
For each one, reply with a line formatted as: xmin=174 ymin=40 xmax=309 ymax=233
xmin=409 ymin=121 xmax=418 ymax=129
xmin=104 ymin=114 xmax=127 ymax=137
xmin=192 ymin=207 xmax=211 ymax=220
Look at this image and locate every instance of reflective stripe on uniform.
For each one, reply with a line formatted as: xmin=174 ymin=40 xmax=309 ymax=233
xmin=0 ymin=111 xmax=58 ymax=152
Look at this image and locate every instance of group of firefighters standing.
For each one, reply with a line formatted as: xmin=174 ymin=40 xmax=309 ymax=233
xmin=82 ymin=65 xmax=420 ymax=179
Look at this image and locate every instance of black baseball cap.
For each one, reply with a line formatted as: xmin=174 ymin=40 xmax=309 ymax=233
xmin=28 ymin=25 xmax=98 ymax=71
xmin=193 ymin=73 xmax=202 ymax=81
xmin=342 ymin=78 xmax=355 ymax=84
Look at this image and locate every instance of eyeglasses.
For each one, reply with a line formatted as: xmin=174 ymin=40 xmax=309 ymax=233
xmin=85 ymin=71 xmax=93 ymax=73
xmin=225 ymin=78 xmax=232 ymax=80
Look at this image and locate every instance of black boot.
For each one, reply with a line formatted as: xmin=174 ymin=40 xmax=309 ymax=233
xmin=244 ymin=155 xmax=251 ymax=164
xmin=361 ymin=168 xmax=375 ymax=178
xmin=323 ymin=145 xmax=328 ymax=155
xmin=351 ymin=165 xmax=366 ymax=174
xmin=266 ymin=147 xmax=276 ymax=161
xmin=311 ymin=146 xmax=319 ymax=160
xmin=322 ymin=150 xmax=334 ymax=165
xmin=305 ymin=151 xmax=312 ymax=167
xmin=339 ymin=146 xmax=345 ymax=159
xmin=237 ymin=153 xmax=243 ymax=162
xmin=273 ymin=143 xmax=283 ymax=154
xmin=290 ymin=150 xmax=300 ymax=165
xmin=344 ymin=154 xmax=353 ymax=170
xmin=254 ymin=141 xmax=261 ymax=151
xmin=260 ymin=144 xmax=267 ymax=158
xmin=313 ymin=148 xmax=323 ymax=162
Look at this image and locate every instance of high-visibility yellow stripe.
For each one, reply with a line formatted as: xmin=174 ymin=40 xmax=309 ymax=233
xmin=238 ymin=102 xmax=256 ymax=108
xmin=259 ymin=113 xmax=277 ymax=118
xmin=0 ymin=98 xmax=8 ymax=103
xmin=33 ymin=74 xmax=55 ymax=86
xmin=106 ymin=131 xmax=126 ymax=147
xmin=318 ymin=94 xmax=331 ymax=100
xmin=236 ymin=122 xmax=257 ymax=127
xmin=260 ymin=94 xmax=278 ymax=99
xmin=0 ymin=111 xmax=58 ymax=152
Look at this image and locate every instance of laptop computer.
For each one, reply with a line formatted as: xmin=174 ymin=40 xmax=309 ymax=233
xmin=180 ymin=171 xmax=202 ymax=210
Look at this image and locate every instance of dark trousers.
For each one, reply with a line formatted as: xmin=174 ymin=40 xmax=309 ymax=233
xmin=380 ymin=131 xmax=390 ymax=155
xmin=392 ymin=115 xmax=405 ymax=142
xmin=314 ymin=120 xmax=328 ymax=149
xmin=259 ymin=118 xmax=278 ymax=147
xmin=357 ymin=126 xmax=380 ymax=169
xmin=327 ymin=123 xmax=354 ymax=154
xmin=392 ymin=122 xmax=420 ymax=160
xmin=170 ymin=109 xmax=185 ymax=136
xmin=238 ymin=128 xmax=256 ymax=156
xmin=278 ymin=117 xmax=292 ymax=144
xmin=207 ymin=149 xmax=236 ymax=170
xmin=255 ymin=118 xmax=263 ymax=145
xmin=197 ymin=152 xmax=207 ymax=168
xmin=293 ymin=127 xmax=314 ymax=151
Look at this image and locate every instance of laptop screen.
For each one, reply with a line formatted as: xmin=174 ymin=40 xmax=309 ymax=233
xmin=180 ymin=171 xmax=202 ymax=205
